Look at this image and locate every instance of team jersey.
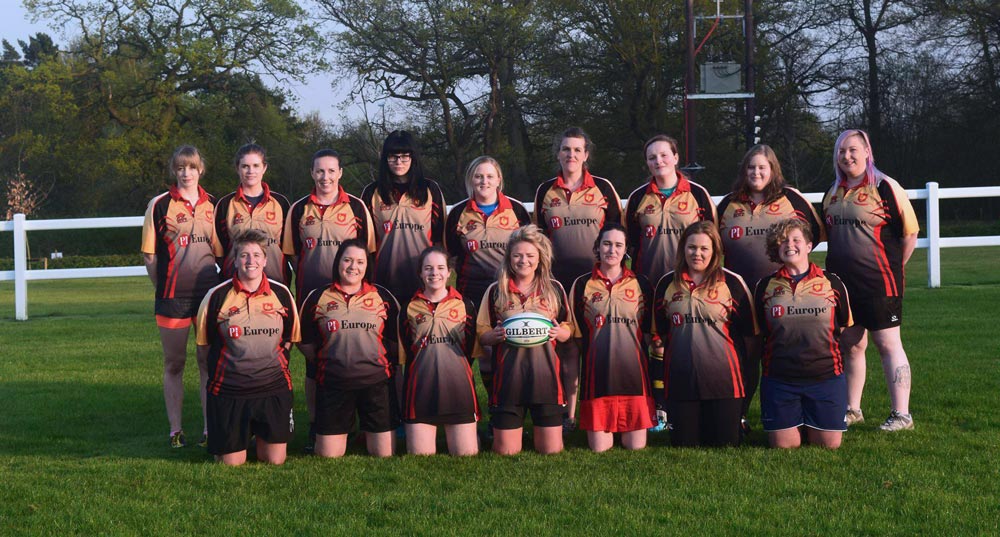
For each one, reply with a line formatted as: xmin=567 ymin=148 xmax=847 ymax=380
xmin=215 ymin=183 xmax=291 ymax=285
xmin=475 ymin=280 xmax=571 ymax=407
xmin=624 ymin=174 xmax=716 ymax=286
xmin=399 ymin=288 xmax=479 ymax=421
xmin=361 ymin=181 xmax=446 ymax=304
xmin=822 ymin=174 xmax=919 ymax=297
xmin=196 ymin=277 xmax=300 ymax=397
xmin=141 ymin=186 xmax=223 ymax=301
xmin=281 ymin=187 xmax=375 ymax=302
xmin=570 ymin=266 xmax=654 ymax=401
xmin=755 ymin=263 xmax=853 ymax=382
xmin=717 ymin=187 xmax=823 ymax=290
xmin=299 ymin=282 xmax=400 ymax=390
xmin=652 ymin=269 xmax=758 ymax=401
xmin=445 ymin=194 xmax=531 ymax=308
xmin=534 ymin=171 xmax=622 ymax=288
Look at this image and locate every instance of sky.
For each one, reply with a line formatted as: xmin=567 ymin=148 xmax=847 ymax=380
xmin=0 ymin=3 xmax=347 ymax=124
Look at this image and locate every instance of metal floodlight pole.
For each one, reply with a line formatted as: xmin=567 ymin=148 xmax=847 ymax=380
xmin=684 ymin=0 xmax=696 ymax=168
xmin=744 ymin=0 xmax=756 ymax=150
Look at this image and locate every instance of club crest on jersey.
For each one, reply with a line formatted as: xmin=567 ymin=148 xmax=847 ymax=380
xmin=337 ymin=213 xmax=348 ymax=223
xmin=707 ymin=289 xmax=719 ymax=300
xmin=771 ymin=305 xmax=785 ymax=318
xmin=594 ymin=314 xmax=605 ymax=328
xmin=449 ymin=309 xmax=460 ymax=320
xmin=678 ymin=201 xmax=689 ymax=212
xmin=266 ymin=211 xmax=277 ymax=223
xmin=590 ymin=291 xmax=604 ymax=303
xmin=624 ymin=288 xmax=635 ymax=299
xmin=549 ymin=216 xmax=563 ymax=229
xmin=584 ymin=192 xmax=595 ymax=203
xmin=263 ymin=302 xmax=274 ymax=312
xmin=327 ymin=319 xmax=340 ymax=332
xmin=671 ymin=312 xmax=683 ymax=326
xmin=178 ymin=234 xmax=191 ymax=247
xmin=499 ymin=215 xmax=509 ymax=226
xmin=857 ymin=193 xmax=869 ymax=203
xmin=176 ymin=212 xmax=188 ymax=223
xmin=305 ymin=237 xmax=316 ymax=249
xmin=466 ymin=240 xmax=479 ymax=252
xmin=644 ymin=225 xmax=656 ymax=238
xmin=228 ymin=326 xmax=243 ymax=338
xmin=729 ymin=226 xmax=744 ymax=240
xmin=813 ymin=283 xmax=825 ymax=293
xmin=364 ymin=297 xmax=375 ymax=308
xmin=767 ymin=203 xmax=783 ymax=214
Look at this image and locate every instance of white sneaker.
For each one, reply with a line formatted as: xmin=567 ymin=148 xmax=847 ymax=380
xmin=845 ymin=408 xmax=864 ymax=426
xmin=879 ymin=410 xmax=914 ymax=432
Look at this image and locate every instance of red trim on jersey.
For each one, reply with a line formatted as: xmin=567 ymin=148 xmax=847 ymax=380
xmin=209 ymin=340 xmax=229 ymax=395
xmin=720 ymin=322 xmax=745 ymax=398
xmin=233 ymin=275 xmax=272 ymax=298
xmin=468 ymin=192 xmax=514 ymax=216
xmin=235 ymin=182 xmax=273 ymax=208
xmin=872 ymin=222 xmax=899 ymax=296
xmin=413 ymin=286 xmax=463 ymax=304
xmin=277 ymin=345 xmax=293 ymax=390
xmin=643 ymin=172 xmax=692 ymax=197
xmin=309 ymin=186 xmax=350 ymax=210
xmin=554 ymin=169 xmax=597 ymax=193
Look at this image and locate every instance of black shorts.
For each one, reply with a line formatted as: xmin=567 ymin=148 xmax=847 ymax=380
xmin=315 ymin=379 xmax=399 ymax=435
xmin=490 ymin=403 xmax=564 ymax=430
xmin=206 ymin=391 xmax=294 ymax=455
xmin=305 ymin=359 xmax=317 ymax=380
xmin=155 ymin=297 xmax=200 ymax=320
xmin=403 ymin=413 xmax=477 ymax=426
xmin=850 ymin=295 xmax=902 ymax=331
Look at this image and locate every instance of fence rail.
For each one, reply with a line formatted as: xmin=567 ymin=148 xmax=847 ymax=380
xmin=3 ymin=182 xmax=1000 ymax=320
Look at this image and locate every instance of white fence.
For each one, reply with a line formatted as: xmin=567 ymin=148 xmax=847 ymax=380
xmin=3 ymin=182 xmax=1000 ymax=320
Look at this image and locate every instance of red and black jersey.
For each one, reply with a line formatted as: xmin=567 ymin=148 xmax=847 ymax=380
xmin=718 ymin=187 xmax=823 ymax=290
xmin=299 ymin=282 xmax=400 ymax=390
xmin=570 ymin=266 xmax=654 ymax=401
xmin=445 ymin=194 xmax=531 ymax=308
xmin=399 ymin=287 xmax=479 ymax=422
xmin=141 ymin=186 xmax=222 ymax=301
xmin=282 ymin=187 xmax=375 ymax=302
xmin=215 ymin=183 xmax=292 ymax=285
xmin=652 ymin=269 xmax=758 ymax=401
xmin=534 ymin=171 xmax=622 ymax=288
xmin=361 ymin=181 xmax=446 ymax=304
xmin=822 ymin=175 xmax=919 ymax=297
xmin=755 ymin=263 xmax=853 ymax=383
xmin=196 ymin=277 xmax=300 ymax=397
xmin=475 ymin=280 xmax=571 ymax=407
xmin=624 ymin=174 xmax=716 ymax=286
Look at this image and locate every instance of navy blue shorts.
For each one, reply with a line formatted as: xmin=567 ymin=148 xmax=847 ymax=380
xmin=760 ymin=376 xmax=847 ymax=432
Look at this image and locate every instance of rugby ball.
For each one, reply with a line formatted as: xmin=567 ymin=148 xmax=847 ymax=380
xmin=502 ymin=312 xmax=555 ymax=348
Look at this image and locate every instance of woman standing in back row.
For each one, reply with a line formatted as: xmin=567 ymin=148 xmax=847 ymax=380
xmin=823 ymin=129 xmax=919 ymax=432
xmin=534 ymin=127 xmax=622 ymax=431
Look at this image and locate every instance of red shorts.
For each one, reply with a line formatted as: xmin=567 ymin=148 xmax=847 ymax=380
xmin=580 ymin=395 xmax=655 ymax=433
xmin=155 ymin=314 xmax=193 ymax=329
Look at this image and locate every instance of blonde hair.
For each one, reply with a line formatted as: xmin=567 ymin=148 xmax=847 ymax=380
xmin=169 ymin=145 xmax=206 ymax=176
xmin=464 ymin=156 xmax=504 ymax=199
xmin=496 ymin=224 xmax=559 ymax=312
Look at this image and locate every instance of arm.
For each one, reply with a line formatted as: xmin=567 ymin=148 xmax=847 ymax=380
xmin=143 ymin=254 xmax=157 ymax=285
xmin=902 ymin=232 xmax=917 ymax=265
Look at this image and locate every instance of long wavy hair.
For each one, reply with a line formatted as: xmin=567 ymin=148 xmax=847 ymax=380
xmin=496 ymin=224 xmax=559 ymax=312
xmin=833 ymin=129 xmax=883 ymax=186
xmin=675 ymin=221 xmax=724 ymax=284
xmin=732 ymin=144 xmax=786 ymax=203
xmin=375 ymin=130 xmax=430 ymax=206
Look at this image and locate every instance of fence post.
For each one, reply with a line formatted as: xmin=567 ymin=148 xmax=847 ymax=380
xmin=14 ymin=213 xmax=28 ymax=320
xmin=926 ymin=182 xmax=941 ymax=288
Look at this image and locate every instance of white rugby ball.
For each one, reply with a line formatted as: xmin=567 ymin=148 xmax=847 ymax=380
xmin=502 ymin=312 xmax=555 ymax=348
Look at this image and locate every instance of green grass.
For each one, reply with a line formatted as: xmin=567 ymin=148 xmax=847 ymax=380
xmin=1 ymin=249 xmax=999 ymax=535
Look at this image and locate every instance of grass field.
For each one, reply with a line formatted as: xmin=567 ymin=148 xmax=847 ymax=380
xmin=1 ymin=248 xmax=999 ymax=535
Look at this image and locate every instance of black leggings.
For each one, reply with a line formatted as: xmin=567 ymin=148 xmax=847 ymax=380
xmin=668 ymin=398 xmax=743 ymax=447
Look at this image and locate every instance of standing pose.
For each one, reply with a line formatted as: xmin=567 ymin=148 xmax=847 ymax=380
xmin=476 ymin=225 xmax=573 ymax=455
xmin=196 ymin=229 xmax=299 ymax=465
xmin=361 ymin=131 xmax=446 ymax=304
xmin=717 ymin=144 xmax=822 ymax=428
xmin=215 ymin=143 xmax=292 ymax=285
xmin=625 ymin=134 xmax=715 ymax=287
xmin=298 ymin=240 xmax=401 ymax=457
xmin=141 ymin=145 xmax=222 ymax=448
xmin=569 ymin=223 xmax=656 ymax=452
xmin=755 ymin=219 xmax=852 ymax=449
xmin=399 ymin=247 xmax=479 ymax=456
xmin=534 ymin=127 xmax=621 ymax=431
xmin=651 ymin=222 xmax=758 ymax=447
xmin=445 ymin=156 xmax=531 ymax=409
xmin=282 ymin=148 xmax=375 ymax=451
xmin=823 ymin=129 xmax=918 ymax=431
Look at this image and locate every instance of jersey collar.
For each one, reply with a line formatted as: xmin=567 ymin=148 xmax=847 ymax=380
xmin=233 ymin=275 xmax=272 ymax=297
xmin=332 ymin=280 xmax=375 ymax=298
xmin=645 ymin=172 xmax=691 ymax=196
xmin=468 ymin=192 xmax=513 ymax=215
xmin=555 ymin=169 xmax=596 ymax=192
xmin=591 ymin=264 xmax=634 ymax=285
xmin=310 ymin=185 xmax=349 ymax=207
xmin=414 ymin=286 xmax=462 ymax=303
xmin=169 ymin=185 xmax=211 ymax=205
xmin=507 ymin=278 xmax=542 ymax=298
xmin=776 ymin=262 xmax=824 ymax=282
xmin=236 ymin=182 xmax=272 ymax=204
